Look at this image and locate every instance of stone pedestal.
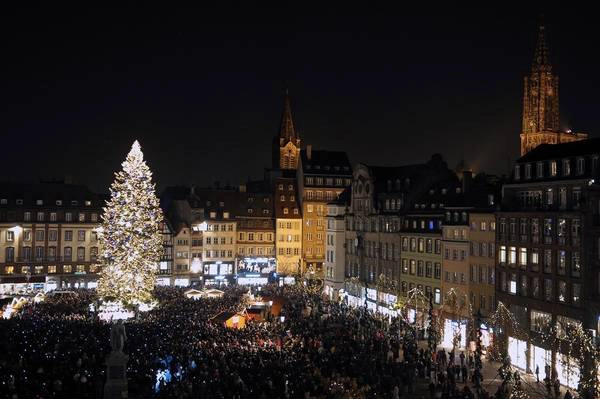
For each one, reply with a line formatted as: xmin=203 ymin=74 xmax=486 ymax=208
xmin=104 ymin=350 xmax=129 ymax=399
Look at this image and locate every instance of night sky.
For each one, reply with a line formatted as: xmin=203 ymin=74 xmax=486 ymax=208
xmin=2 ymin=5 xmax=599 ymax=193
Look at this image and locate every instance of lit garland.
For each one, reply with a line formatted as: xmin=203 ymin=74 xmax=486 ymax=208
xmin=97 ymin=140 xmax=163 ymax=306
xmin=488 ymin=301 xmax=524 ymax=362
xmin=539 ymin=320 xmax=599 ymax=398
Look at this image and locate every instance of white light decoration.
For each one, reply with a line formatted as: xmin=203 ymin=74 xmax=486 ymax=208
xmin=97 ymin=140 xmax=163 ymax=306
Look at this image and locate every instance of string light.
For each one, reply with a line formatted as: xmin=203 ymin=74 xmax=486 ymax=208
xmin=97 ymin=140 xmax=163 ymax=306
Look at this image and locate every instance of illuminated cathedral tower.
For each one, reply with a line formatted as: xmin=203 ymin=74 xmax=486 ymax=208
xmin=520 ymin=21 xmax=587 ymax=155
xmin=273 ymin=90 xmax=301 ymax=170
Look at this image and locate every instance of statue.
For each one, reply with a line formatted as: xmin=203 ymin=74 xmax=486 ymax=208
xmin=110 ymin=320 xmax=127 ymax=352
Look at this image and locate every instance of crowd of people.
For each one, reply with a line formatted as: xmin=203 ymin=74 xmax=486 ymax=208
xmin=0 ymin=284 xmax=503 ymax=398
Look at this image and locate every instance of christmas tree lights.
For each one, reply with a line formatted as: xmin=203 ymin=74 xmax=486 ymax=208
xmin=97 ymin=140 xmax=163 ymax=306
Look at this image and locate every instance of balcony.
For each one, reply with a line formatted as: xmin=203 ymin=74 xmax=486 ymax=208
xmin=157 ymin=269 xmax=172 ymax=275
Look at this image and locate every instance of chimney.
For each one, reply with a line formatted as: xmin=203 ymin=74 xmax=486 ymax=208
xmin=306 ymin=145 xmax=312 ymax=160
xmin=462 ymin=170 xmax=473 ymax=193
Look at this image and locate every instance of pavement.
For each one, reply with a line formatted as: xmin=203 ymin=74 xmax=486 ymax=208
xmin=412 ymin=342 xmax=573 ymax=398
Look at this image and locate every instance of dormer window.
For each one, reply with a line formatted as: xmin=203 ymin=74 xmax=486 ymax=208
xmin=210 ymin=211 xmax=217 ymax=218
xmin=247 ymin=208 xmax=254 ymax=214
xmin=36 ymin=200 xmax=43 ymax=206
xmin=429 ymin=189 xmax=434 ymax=195
xmin=324 ymin=166 xmax=330 ymax=170
xmin=71 ymin=200 xmax=78 ymax=206
xmin=16 ymin=199 xmax=23 ymax=205
xmin=536 ymin=162 xmax=544 ymax=178
xmin=223 ymin=212 xmax=230 ymax=218
xmin=219 ymin=201 xmax=224 ymax=207
xmin=514 ymin=165 xmax=521 ymax=180
xmin=0 ymin=199 xmax=6 ymax=205
xmin=456 ymin=187 xmax=461 ymax=194
xmin=288 ymin=185 xmax=293 ymax=191
xmin=85 ymin=200 xmax=91 ymax=206
xmin=441 ymin=188 xmax=447 ymax=195
xmin=56 ymin=200 xmax=63 ymax=206
xmin=283 ymin=208 xmax=289 ymax=214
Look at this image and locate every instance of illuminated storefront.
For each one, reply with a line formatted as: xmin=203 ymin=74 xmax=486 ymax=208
xmin=237 ymin=257 xmax=276 ymax=275
xmin=237 ymin=273 xmax=269 ymax=286
xmin=555 ymin=353 xmax=580 ymax=389
xmin=508 ymin=337 xmax=527 ymax=370
xmin=442 ymin=319 xmax=467 ymax=348
xmin=530 ymin=345 xmax=551 ymax=379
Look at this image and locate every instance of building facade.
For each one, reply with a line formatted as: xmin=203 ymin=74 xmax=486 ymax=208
xmin=297 ymin=146 xmax=352 ymax=276
xmin=497 ymin=138 xmax=600 ymax=387
xmin=274 ymin=173 xmax=302 ymax=275
xmin=235 ymin=190 xmax=276 ymax=284
xmin=0 ymin=182 xmax=104 ymax=293
xmin=324 ymin=191 xmax=349 ymax=301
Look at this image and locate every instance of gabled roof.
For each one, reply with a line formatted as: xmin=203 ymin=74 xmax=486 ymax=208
xmin=517 ymin=138 xmax=600 ymax=163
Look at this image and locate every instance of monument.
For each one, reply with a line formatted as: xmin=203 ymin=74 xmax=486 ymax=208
xmin=104 ymin=320 xmax=129 ymax=399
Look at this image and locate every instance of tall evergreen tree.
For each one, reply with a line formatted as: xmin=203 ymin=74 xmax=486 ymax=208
xmin=97 ymin=140 xmax=163 ymax=305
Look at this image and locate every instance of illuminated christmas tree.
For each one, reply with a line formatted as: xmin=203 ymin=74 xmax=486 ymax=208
xmin=97 ymin=140 xmax=163 ymax=305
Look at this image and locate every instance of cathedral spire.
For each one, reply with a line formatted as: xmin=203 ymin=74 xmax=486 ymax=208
xmin=279 ymin=88 xmax=297 ymax=141
xmin=532 ymin=16 xmax=551 ymax=70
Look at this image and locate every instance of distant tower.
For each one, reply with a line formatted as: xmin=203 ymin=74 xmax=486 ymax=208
xmin=273 ymin=89 xmax=301 ymax=170
xmin=520 ymin=20 xmax=587 ymax=155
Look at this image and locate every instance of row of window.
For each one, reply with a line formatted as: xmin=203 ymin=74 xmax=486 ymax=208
xmin=204 ymin=237 xmax=234 ymax=245
xmin=346 ymin=217 xmax=401 ymax=233
xmin=530 ymin=311 xmax=580 ymax=337
xmin=238 ymin=233 xmax=273 ymax=242
xmin=499 ymin=217 xmax=581 ymax=243
xmin=277 ymin=247 xmax=300 ymax=256
xmin=5 ymin=246 xmax=98 ymax=262
xmin=277 ymin=221 xmax=301 ymax=230
xmin=281 ymin=208 xmax=299 ymax=215
xmin=384 ymin=198 xmax=404 ymax=211
xmin=305 ymin=232 xmax=323 ymax=242
xmin=203 ymin=224 xmax=234 ymax=232
xmin=500 ymin=271 xmax=581 ymax=305
xmin=305 ymin=247 xmax=323 ymax=256
xmin=278 ymin=234 xmax=301 ymax=242
xmin=203 ymin=250 xmax=234 ymax=258
xmin=514 ymin=157 xmax=593 ymax=180
xmin=0 ymin=199 xmax=93 ymax=207
xmin=401 ymin=259 xmax=442 ymax=279
xmin=238 ymin=247 xmax=274 ymax=256
xmin=5 ymin=229 xmax=95 ymax=243
xmin=306 ymin=191 xmax=338 ymax=201
xmin=516 ymin=186 xmax=583 ymax=210
xmin=402 ymin=237 xmax=443 ymax=254
xmin=306 ymin=176 xmax=350 ymax=186
xmin=4 ymin=264 xmax=97 ymax=274
xmin=498 ymin=246 xmax=581 ymax=278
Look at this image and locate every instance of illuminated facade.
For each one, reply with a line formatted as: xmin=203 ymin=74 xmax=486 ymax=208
xmin=235 ymin=191 xmax=276 ymax=276
xmin=274 ymin=174 xmax=302 ymax=275
xmin=497 ymin=138 xmax=600 ymax=385
xmin=0 ymin=182 xmax=104 ymax=293
xmin=324 ymin=192 xmax=349 ymax=300
xmin=520 ymin=22 xmax=586 ymax=156
xmin=297 ymin=146 xmax=352 ymax=276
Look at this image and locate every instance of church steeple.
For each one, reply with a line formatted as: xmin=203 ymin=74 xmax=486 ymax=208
xmin=532 ymin=18 xmax=551 ymax=70
xmin=519 ymin=19 xmax=587 ymax=156
xmin=520 ymin=19 xmax=560 ymax=155
xmin=272 ymin=88 xmax=301 ymax=170
xmin=279 ymin=88 xmax=298 ymax=141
